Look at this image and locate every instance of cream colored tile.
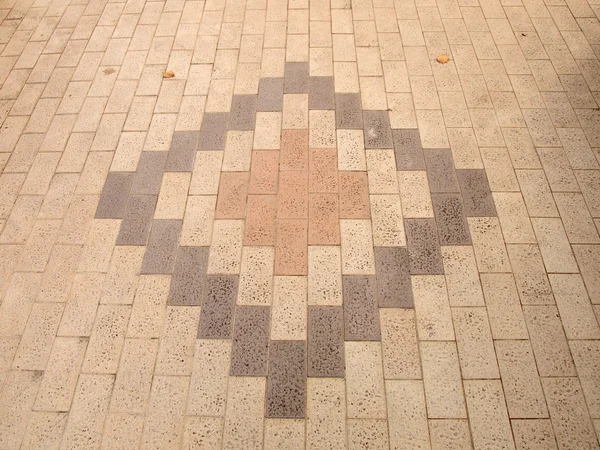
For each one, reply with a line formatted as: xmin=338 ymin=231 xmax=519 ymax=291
xmin=264 ymin=419 xmax=305 ymax=450
xmin=271 ymin=276 xmax=307 ymax=340
xmin=531 ymin=218 xmax=578 ymax=273
xmin=386 ymin=380 xmax=430 ymax=449
xmin=253 ymin=112 xmax=281 ymax=149
xmin=398 ymin=171 xmax=433 ymax=218
xmin=223 ymin=130 xmax=253 ymax=172
xmin=429 ymin=419 xmax=473 ymax=450
xmin=154 ymin=172 xmax=191 ymax=220
xmin=180 ymin=196 xmax=216 ymax=246
xmin=338 ymin=130 xmax=367 ymax=171
xmin=441 ymin=246 xmax=485 ymax=307
xmin=345 ymin=341 xmax=387 ymax=419
xmin=340 ymin=219 xmax=376 ymax=275
xmin=308 ymin=246 xmax=343 ymax=306
xmin=467 ymin=217 xmax=511 ymax=273
xmin=237 ymin=246 xmax=274 ymax=305
xmin=306 ymin=378 xmax=347 ymax=448
xmin=101 ymin=413 xmax=145 ymax=450
xmin=493 ymin=192 xmax=536 ymax=244
xmin=370 ymin=195 xmax=405 ymax=246
xmin=282 ymin=93 xmax=309 ymax=129
xmin=222 ymin=377 xmax=265 ymax=449
xmin=58 ymin=273 xmax=104 ymax=337
xmin=101 ymin=246 xmax=145 ymax=305
xmin=412 ymin=275 xmax=455 ymax=340
xmin=347 ymin=419 xmax=390 ymax=450
xmin=549 ymin=274 xmax=600 ymax=339
xmin=380 ymin=309 xmax=421 ymax=379
xmin=77 ymin=219 xmax=121 ymax=273
xmin=190 ymin=151 xmax=223 ymax=195
xmin=127 ymin=275 xmax=170 ymax=338
xmin=155 ymin=306 xmax=200 ymax=375
xmin=208 ymin=220 xmax=244 ymax=274
xmin=309 ymin=110 xmax=336 ymax=148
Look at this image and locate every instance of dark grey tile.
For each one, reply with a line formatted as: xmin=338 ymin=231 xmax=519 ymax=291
xmin=198 ymin=112 xmax=229 ymax=150
xmin=95 ymin=172 xmax=133 ymax=219
xmin=130 ymin=152 xmax=167 ymax=195
xmin=140 ymin=219 xmax=182 ymax=274
xmin=266 ymin=340 xmax=306 ymax=418
xmin=392 ymin=129 xmax=426 ymax=170
xmin=335 ymin=93 xmax=363 ymax=129
xmin=424 ymin=148 xmax=460 ymax=193
xmin=229 ymin=95 xmax=257 ymax=131
xmin=374 ymin=247 xmax=413 ymax=308
xmin=431 ymin=193 xmax=472 ymax=245
xmin=198 ymin=275 xmax=238 ymax=339
xmin=404 ymin=218 xmax=444 ymax=275
xmin=363 ymin=110 xmax=393 ymax=148
xmin=165 ymin=131 xmax=199 ymax=172
xmin=308 ymin=306 xmax=344 ymax=377
xmin=116 ymin=195 xmax=157 ymax=245
xmin=257 ymin=77 xmax=284 ymax=112
xmin=456 ymin=169 xmax=497 ymax=217
xmin=230 ymin=306 xmax=270 ymax=376
xmin=284 ymin=62 xmax=309 ymax=94
xmin=168 ymin=246 xmax=209 ymax=306
xmin=309 ymin=77 xmax=334 ymax=110
xmin=343 ymin=276 xmax=381 ymax=341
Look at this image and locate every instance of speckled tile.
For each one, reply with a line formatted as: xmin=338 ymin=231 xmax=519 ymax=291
xmin=392 ymin=129 xmax=426 ymax=170
xmin=275 ymin=219 xmax=308 ymax=276
xmin=280 ymin=129 xmax=309 ymax=171
xmin=309 ymin=76 xmax=335 ymax=110
xmin=363 ymin=110 xmax=393 ymax=148
xmin=244 ymin=195 xmax=277 ymax=245
xmin=456 ymin=169 xmax=497 ymax=217
xmin=308 ymin=306 xmax=345 ymax=377
xmin=343 ymin=275 xmax=381 ymax=341
xmin=340 ymin=219 xmax=376 ymax=275
xmin=258 ymin=77 xmax=284 ymax=112
xmin=284 ymin=62 xmax=309 ymax=93
xmin=424 ymin=148 xmax=460 ymax=193
xmin=335 ymin=93 xmax=363 ymax=129
xmin=116 ymin=195 xmax=157 ymax=245
xmin=345 ymin=341 xmax=387 ymax=419
xmin=229 ymin=95 xmax=257 ymax=130
xmin=339 ymin=172 xmax=371 ymax=219
xmin=215 ymin=171 xmax=249 ymax=220
xmin=404 ymin=218 xmax=444 ymax=275
xmin=165 ymin=131 xmax=199 ymax=172
xmin=198 ymin=275 xmax=238 ymax=339
xmin=266 ymin=340 xmax=307 ymax=418
xmin=130 ymin=152 xmax=167 ymax=196
xmin=95 ymin=172 xmax=133 ymax=219
xmin=198 ymin=112 xmax=229 ymax=150
xmin=249 ymin=150 xmax=279 ymax=194
xmin=309 ymin=148 xmax=338 ymax=193
xmin=374 ymin=247 xmax=413 ymax=308
xmin=140 ymin=220 xmax=182 ymax=274
xmin=168 ymin=246 xmax=208 ymax=306
xmin=308 ymin=193 xmax=340 ymax=245
xmin=230 ymin=305 xmax=270 ymax=376
xmin=431 ymin=193 xmax=472 ymax=245
xmin=278 ymin=171 xmax=309 ymax=218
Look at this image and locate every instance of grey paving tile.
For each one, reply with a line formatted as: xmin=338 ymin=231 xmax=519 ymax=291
xmin=335 ymin=93 xmax=363 ymax=129
xmin=165 ymin=131 xmax=199 ymax=172
xmin=198 ymin=113 xmax=229 ymax=150
xmin=456 ymin=169 xmax=497 ymax=217
xmin=116 ymin=195 xmax=157 ymax=245
xmin=130 ymin=152 xmax=167 ymax=195
xmin=374 ymin=247 xmax=414 ymax=308
xmin=168 ymin=246 xmax=209 ymax=306
xmin=431 ymin=193 xmax=472 ymax=245
xmin=229 ymin=95 xmax=257 ymax=131
xmin=198 ymin=275 xmax=239 ymax=339
xmin=309 ymin=77 xmax=335 ymax=110
xmin=404 ymin=218 xmax=444 ymax=274
xmin=95 ymin=172 xmax=134 ymax=219
xmin=363 ymin=110 xmax=393 ymax=148
xmin=230 ymin=305 xmax=270 ymax=376
xmin=392 ymin=129 xmax=426 ymax=170
xmin=266 ymin=340 xmax=307 ymax=418
xmin=424 ymin=149 xmax=460 ymax=193
xmin=140 ymin=219 xmax=182 ymax=274
xmin=308 ymin=306 xmax=345 ymax=378
xmin=284 ymin=62 xmax=309 ymax=94
xmin=257 ymin=78 xmax=284 ymax=112
xmin=343 ymin=275 xmax=381 ymax=341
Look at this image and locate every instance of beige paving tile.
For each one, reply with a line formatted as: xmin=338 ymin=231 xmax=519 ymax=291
xmin=428 ymin=419 xmax=473 ymax=450
xmin=271 ymin=276 xmax=307 ymax=340
xmin=189 ymin=151 xmax=223 ymax=195
xmin=154 ymin=172 xmax=191 ymax=220
xmin=366 ymin=149 xmax=398 ymax=194
xmin=180 ymin=195 xmax=216 ymax=246
xmin=467 ymin=217 xmax=511 ymax=273
xmin=380 ymin=309 xmax=421 ymax=379
xmin=253 ymin=112 xmax=281 ymax=149
xmin=223 ymin=130 xmax=253 ymax=172
xmin=554 ymin=192 xmax=600 ymax=244
xmin=345 ymin=341 xmax=387 ymax=419
xmin=21 ymin=411 xmax=68 ymax=450
xmin=308 ymin=246 xmax=343 ymax=306
xmin=340 ymin=219 xmax=376 ymax=275
xmin=386 ymin=380 xmax=430 ymax=449
xmin=441 ymin=246 xmax=485 ymax=307
xmin=264 ymin=419 xmax=305 ymax=450
xmin=155 ymin=306 xmax=200 ymax=375
xmin=101 ymin=413 xmax=145 ymax=450
xmin=493 ymin=192 xmax=536 ymax=244
xmin=412 ymin=275 xmax=455 ymax=340
xmin=182 ymin=417 xmax=224 ymax=450
xmin=309 ymin=110 xmax=336 ymax=148
xmin=77 ymin=219 xmax=120 ymax=273
xmin=338 ymin=129 xmax=367 ymax=171
xmin=0 ymin=272 xmax=42 ymax=336
xmin=207 ymin=220 xmax=244 ymax=274
xmin=573 ymin=245 xmax=600 ymax=305
xmin=507 ymin=244 xmax=554 ymax=305
xmin=511 ymin=419 xmax=558 ymax=450
xmin=101 ymin=246 xmax=145 ymax=305
xmin=127 ymin=275 xmax=170 ymax=338
xmin=398 ymin=171 xmax=433 ymax=218
xmin=16 ymin=219 xmax=61 ymax=272
xmin=369 ymin=194 xmax=405 ymax=246
xmin=306 ymin=378 xmax=347 ymax=448
xmin=531 ymin=218 xmax=578 ymax=273
xmin=222 ymin=376 xmax=265 ymax=450
xmin=237 ymin=246 xmax=274 ymax=305
xmin=58 ymin=273 xmax=104 ymax=337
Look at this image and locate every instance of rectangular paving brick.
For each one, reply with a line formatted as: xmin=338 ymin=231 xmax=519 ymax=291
xmin=431 ymin=193 xmax=472 ymax=245
xmin=405 ymin=218 xmax=444 ymax=275
xmin=116 ymin=195 xmax=157 ymax=245
xmin=308 ymin=306 xmax=345 ymax=377
xmin=456 ymin=169 xmax=497 ymax=217
xmin=165 ymin=131 xmax=199 ymax=172
xmin=168 ymin=246 xmax=209 ymax=306
xmin=335 ymin=93 xmax=363 ymax=130
xmin=229 ymin=95 xmax=257 ymax=131
xmin=140 ymin=220 xmax=182 ymax=274
xmin=230 ymin=305 xmax=270 ymax=376
xmin=244 ymin=195 xmax=277 ymax=245
xmin=309 ymin=193 xmax=340 ymax=245
xmin=198 ymin=112 xmax=229 ymax=150
xmin=309 ymin=77 xmax=335 ymax=110
xmin=343 ymin=275 xmax=381 ymax=341
xmin=257 ymin=78 xmax=284 ymax=112
xmin=374 ymin=247 xmax=414 ymax=308
xmin=309 ymin=148 xmax=338 ymax=193
xmin=281 ymin=129 xmax=309 ymax=171
xmin=248 ymin=151 xmax=279 ymax=194
xmin=392 ymin=129 xmax=426 ymax=170
xmin=424 ymin=149 xmax=460 ymax=193
xmin=266 ymin=340 xmax=307 ymax=418
xmin=198 ymin=275 xmax=238 ymax=339
xmin=275 ymin=219 xmax=308 ymax=275
xmin=363 ymin=110 xmax=393 ymax=149
xmin=215 ymin=171 xmax=249 ymax=219
xmin=339 ymin=172 xmax=370 ymax=219
xmin=284 ymin=62 xmax=309 ymax=94
xmin=95 ymin=172 xmax=133 ymax=219
xmin=278 ymin=171 xmax=309 ymax=218
xmin=130 ymin=152 xmax=167 ymax=195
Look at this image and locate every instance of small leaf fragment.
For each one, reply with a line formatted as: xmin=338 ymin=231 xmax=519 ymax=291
xmin=436 ymin=54 xmax=449 ymax=64
xmin=163 ymin=71 xmax=175 ymax=78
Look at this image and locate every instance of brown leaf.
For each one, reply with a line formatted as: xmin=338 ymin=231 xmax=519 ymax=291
xmin=436 ymin=54 xmax=449 ymax=64
xmin=163 ymin=71 xmax=175 ymax=78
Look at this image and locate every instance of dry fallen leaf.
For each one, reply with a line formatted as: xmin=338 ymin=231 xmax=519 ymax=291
xmin=436 ymin=54 xmax=449 ymax=64
xmin=163 ymin=71 xmax=175 ymax=78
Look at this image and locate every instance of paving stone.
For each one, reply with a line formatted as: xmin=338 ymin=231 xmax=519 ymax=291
xmin=165 ymin=131 xmax=199 ymax=172
xmin=230 ymin=305 xmax=270 ymax=376
xmin=339 ymin=172 xmax=370 ymax=219
xmin=309 ymin=76 xmax=334 ymax=110
xmin=335 ymin=93 xmax=363 ymax=129
xmin=284 ymin=62 xmax=309 ymax=93
xmin=95 ymin=172 xmax=133 ymax=219
xmin=280 ymin=129 xmax=309 ymax=171
xmin=374 ymin=247 xmax=413 ymax=308
xmin=308 ymin=306 xmax=345 ymax=377
xmin=229 ymin=95 xmax=257 ymax=131
xmin=266 ymin=341 xmax=307 ymax=418
xmin=140 ymin=220 xmax=182 ymax=274
xmin=363 ymin=110 xmax=393 ymax=148
xmin=275 ymin=219 xmax=308 ymax=276
xmin=116 ymin=195 xmax=157 ymax=245
xmin=309 ymin=148 xmax=338 ymax=193
xmin=392 ymin=129 xmax=426 ymax=170
xmin=168 ymin=246 xmax=209 ymax=306
xmin=257 ymin=77 xmax=284 ymax=112
xmin=404 ymin=218 xmax=444 ymax=275
xmin=198 ymin=112 xmax=229 ymax=150
xmin=198 ymin=275 xmax=238 ymax=339
xmin=244 ymin=195 xmax=277 ymax=245
xmin=424 ymin=148 xmax=460 ymax=193
xmin=215 ymin=171 xmax=249 ymax=219
xmin=308 ymin=193 xmax=340 ymax=245
xmin=431 ymin=193 xmax=472 ymax=245
xmin=343 ymin=275 xmax=381 ymax=341
xmin=456 ymin=169 xmax=497 ymax=217
xmin=130 ymin=152 xmax=167 ymax=195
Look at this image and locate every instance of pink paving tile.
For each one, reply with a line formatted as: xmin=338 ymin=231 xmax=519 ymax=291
xmin=275 ymin=219 xmax=308 ymax=275
xmin=248 ymin=150 xmax=279 ymax=194
xmin=244 ymin=195 xmax=277 ymax=245
xmin=215 ymin=172 xmax=249 ymax=219
xmin=280 ymin=129 xmax=309 ymax=171
xmin=309 ymin=193 xmax=340 ymax=245
xmin=309 ymin=148 xmax=338 ymax=193
xmin=339 ymin=171 xmax=371 ymax=219
xmin=278 ymin=171 xmax=309 ymax=218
